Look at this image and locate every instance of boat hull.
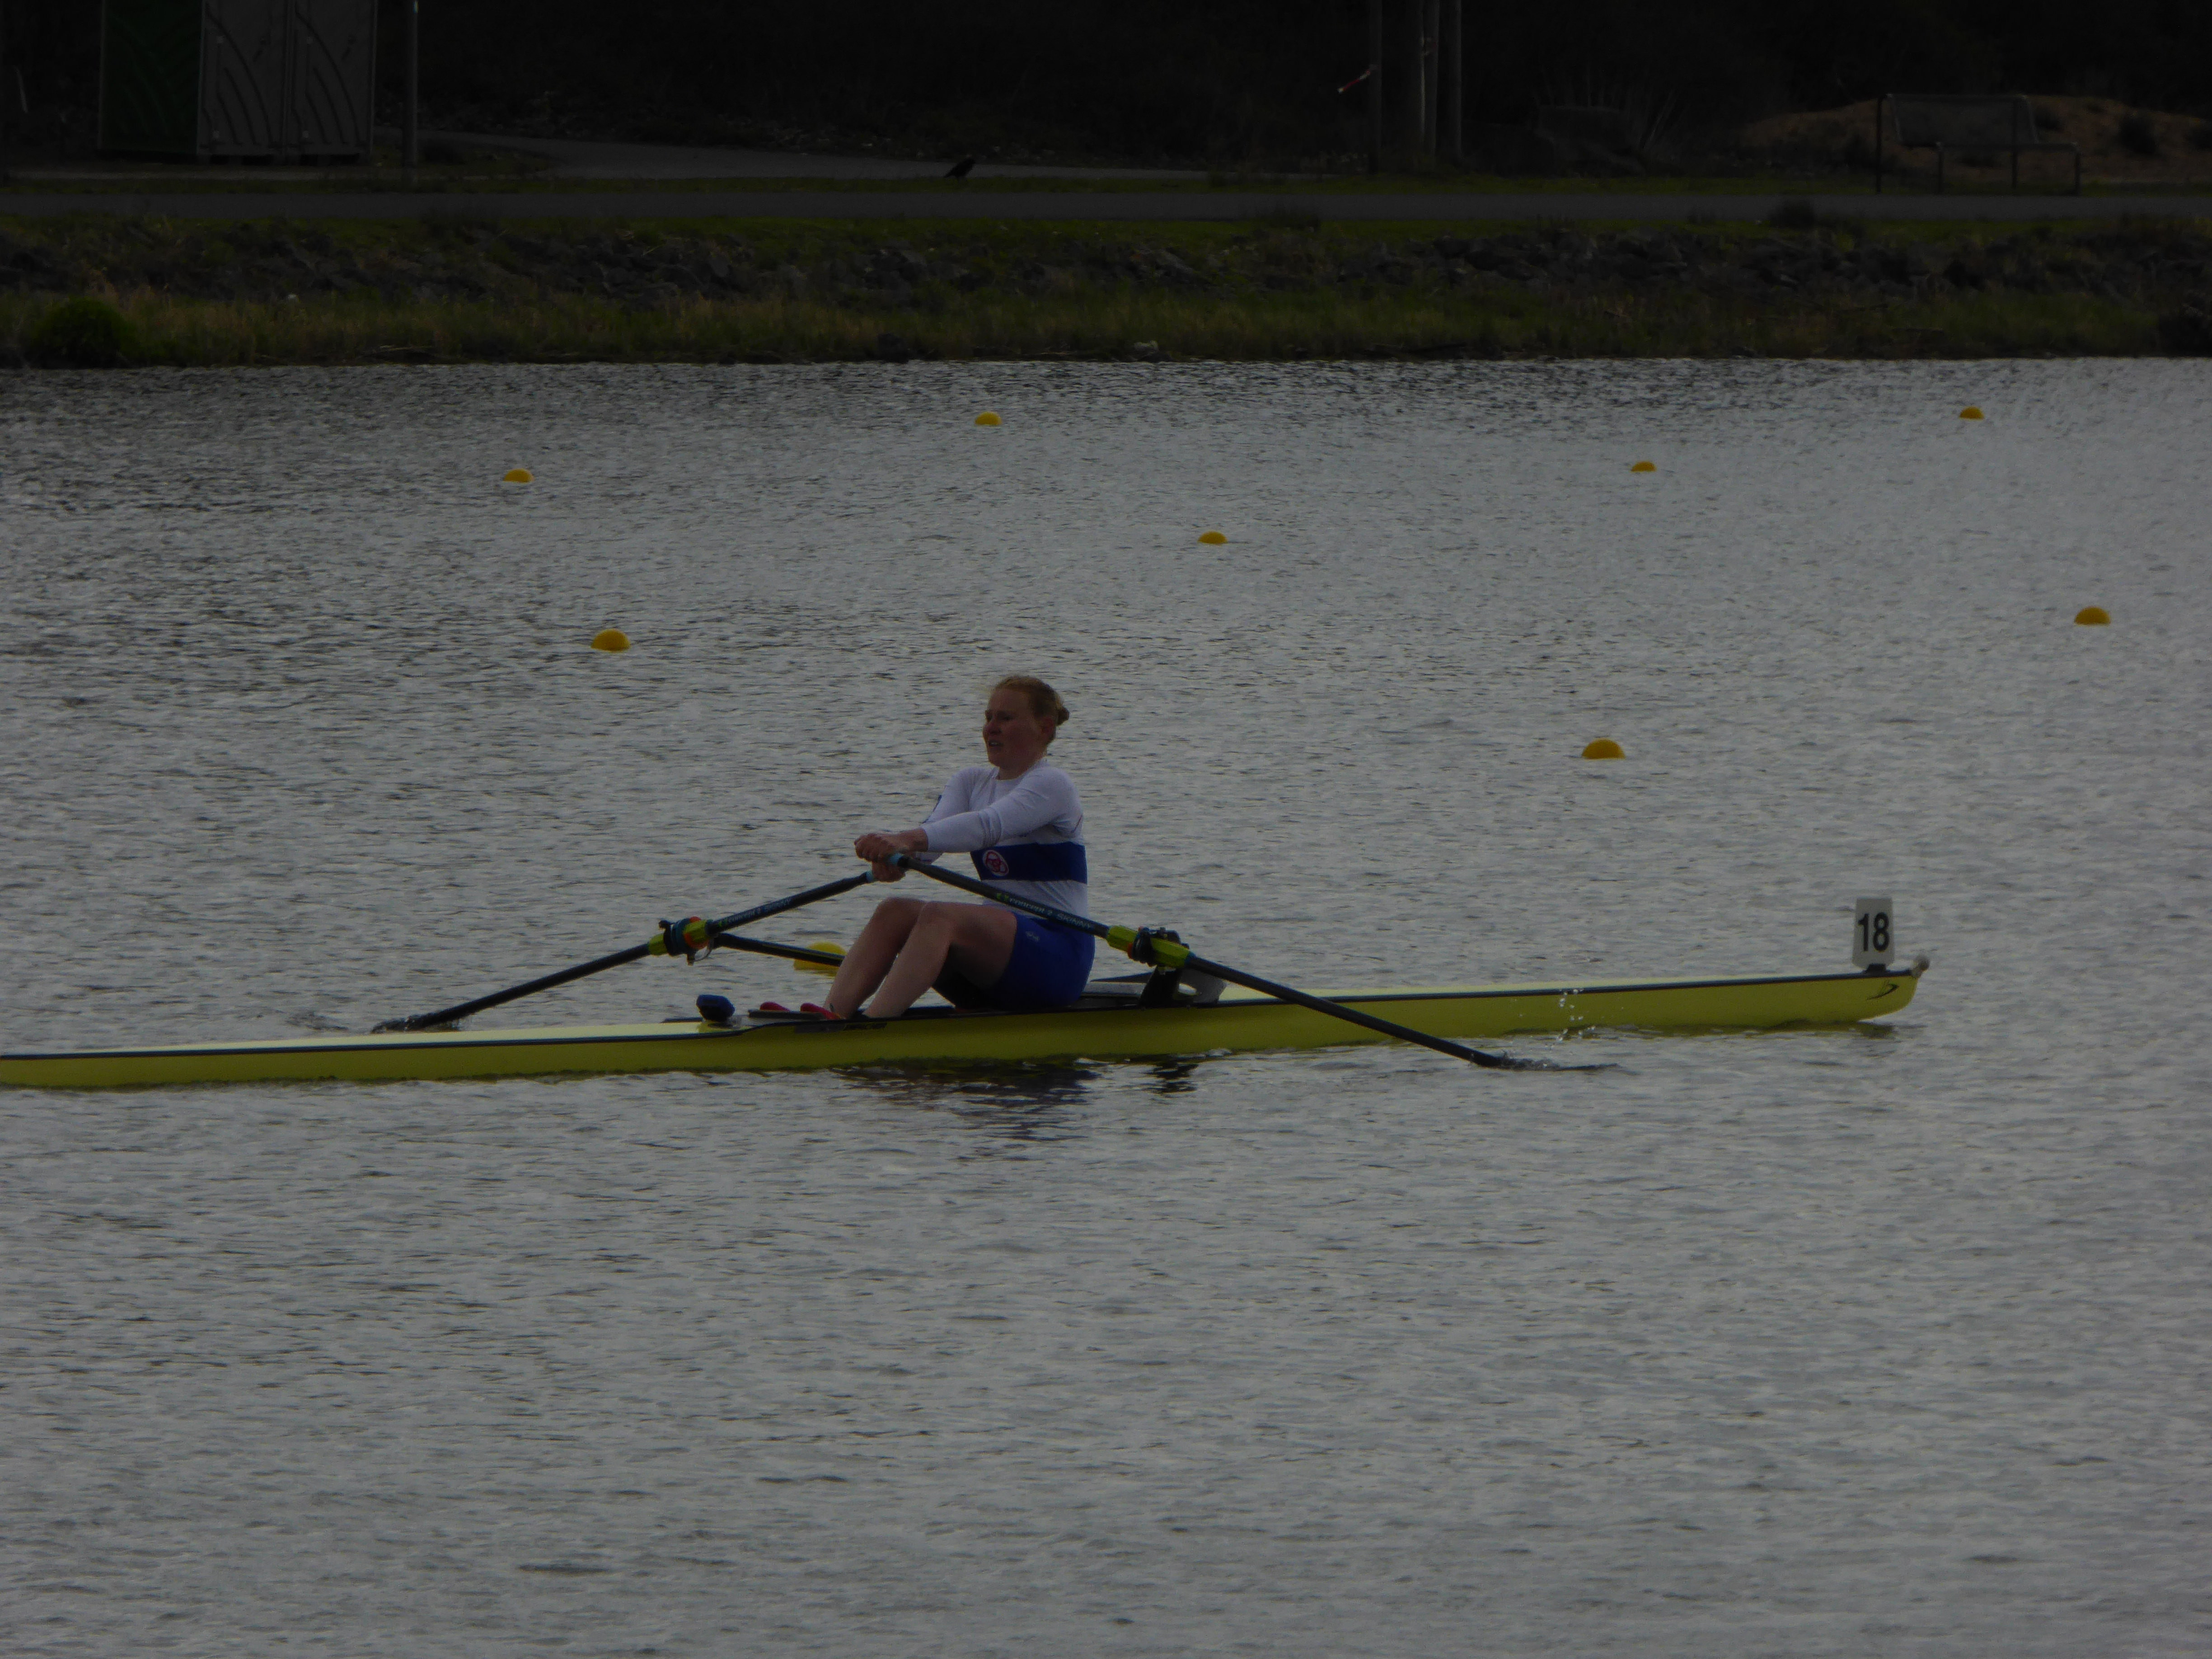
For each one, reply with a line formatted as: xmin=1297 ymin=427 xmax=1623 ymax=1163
xmin=0 ymin=968 xmax=1921 ymax=1089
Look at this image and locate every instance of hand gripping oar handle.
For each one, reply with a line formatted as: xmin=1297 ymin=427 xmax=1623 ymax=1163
xmin=373 ymin=872 xmax=874 ymax=1032
xmin=888 ymin=855 xmax=1574 ymax=1072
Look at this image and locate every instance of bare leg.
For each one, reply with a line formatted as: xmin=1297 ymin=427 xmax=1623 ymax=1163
xmin=864 ymin=901 xmax=1018 ymax=1019
xmin=824 ymin=896 xmax=923 ymax=1016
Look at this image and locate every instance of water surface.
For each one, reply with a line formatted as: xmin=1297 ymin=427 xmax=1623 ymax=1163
xmin=2 ymin=360 xmax=2207 ymax=1656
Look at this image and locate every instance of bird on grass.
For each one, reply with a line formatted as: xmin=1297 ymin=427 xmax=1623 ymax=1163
xmin=944 ymin=157 xmax=976 ymax=179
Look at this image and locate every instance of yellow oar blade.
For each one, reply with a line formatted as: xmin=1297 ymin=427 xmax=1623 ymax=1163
xmin=794 ymin=939 xmax=847 ymax=977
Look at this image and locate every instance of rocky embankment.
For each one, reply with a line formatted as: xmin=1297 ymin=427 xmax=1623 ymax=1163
xmin=1 ymin=216 xmax=2207 ymax=305
xmin=4 ymin=212 xmax=2211 ymax=360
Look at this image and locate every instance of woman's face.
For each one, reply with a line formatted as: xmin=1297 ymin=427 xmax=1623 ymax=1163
xmin=982 ymin=689 xmax=1052 ymax=774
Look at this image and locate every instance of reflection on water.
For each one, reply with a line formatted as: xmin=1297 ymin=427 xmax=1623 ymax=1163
xmin=1142 ymin=1057 xmax=1205 ymax=1095
xmin=830 ymin=1050 xmax=1237 ymax=1124
xmin=2 ymin=360 xmax=2208 ymax=1659
xmin=839 ymin=1060 xmax=1100 ymax=1134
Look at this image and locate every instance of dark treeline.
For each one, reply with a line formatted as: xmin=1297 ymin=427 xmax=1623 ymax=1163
xmin=10 ymin=0 xmax=2212 ymax=162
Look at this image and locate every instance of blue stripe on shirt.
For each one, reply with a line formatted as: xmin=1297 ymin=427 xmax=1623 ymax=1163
xmin=970 ymin=843 xmax=1088 ymax=883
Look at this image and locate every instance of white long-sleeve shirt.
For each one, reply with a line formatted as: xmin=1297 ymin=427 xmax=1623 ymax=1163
xmin=913 ymin=763 xmax=1088 ymax=919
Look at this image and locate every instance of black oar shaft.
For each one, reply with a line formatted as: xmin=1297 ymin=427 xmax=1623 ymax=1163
xmin=710 ymin=933 xmax=844 ymax=968
xmin=1175 ymin=948 xmax=1511 ymax=1069
xmin=385 ymin=940 xmax=655 ymax=1032
xmin=707 ymin=872 xmax=875 ymax=937
xmin=889 ymin=854 xmax=1522 ymax=1070
xmin=377 ymin=871 xmax=873 ymax=1031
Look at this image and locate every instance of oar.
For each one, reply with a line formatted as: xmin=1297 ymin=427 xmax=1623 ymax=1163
xmin=373 ymin=872 xmax=875 ymax=1032
xmin=710 ymin=933 xmax=844 ymax=971
xmin=790 ymin=939 xmax=848 ymax=978
xmin=890 ymin=856 xmax=1592 ymax=1072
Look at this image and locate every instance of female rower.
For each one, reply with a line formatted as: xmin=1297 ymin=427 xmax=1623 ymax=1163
xmin=816 ymin=675 xmax=1092 ymax=1020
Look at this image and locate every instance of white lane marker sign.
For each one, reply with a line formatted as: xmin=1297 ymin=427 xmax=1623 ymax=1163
xmin=1853 ymin=896 xmax=1895 ymax=967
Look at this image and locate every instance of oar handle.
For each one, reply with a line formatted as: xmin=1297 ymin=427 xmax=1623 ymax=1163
xmin=888 ymin=854 xmax=1557 ymax=1071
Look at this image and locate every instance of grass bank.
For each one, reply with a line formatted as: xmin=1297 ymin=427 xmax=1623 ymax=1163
xmin=0 ymin=285 xmax=2163 ymax=366
xmin=0 ymin=169 xmax=1937 ymax=197
xmin=3 ymin=213 xmax=2205 ymax=364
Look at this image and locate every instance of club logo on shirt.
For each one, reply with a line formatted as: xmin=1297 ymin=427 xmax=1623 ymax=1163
xmin=981 ymin=848 xmax=1011 ymax=877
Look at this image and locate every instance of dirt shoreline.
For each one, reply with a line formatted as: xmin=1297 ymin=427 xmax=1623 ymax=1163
xmin=5 ymin=214 xmax=2209 ymax=364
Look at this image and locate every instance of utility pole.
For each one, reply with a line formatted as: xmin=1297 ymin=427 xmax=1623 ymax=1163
xmin=1422 ymin=0 xmax=1439 ymax=161
xmin=403 ymin=0 xmax=418 ymax=185
xmin=0 ymin=0 xmax=11 ymax=186
xmin=1367 ymin=0 xmax=1383 ymax=175
xmin=1399 ymin=0 xmax=1424 ymax=164
xmin=1440 ymin=0 xmax=1462 ymax=165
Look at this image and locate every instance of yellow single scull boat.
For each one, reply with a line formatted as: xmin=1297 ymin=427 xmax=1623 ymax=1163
xmin=0 ymin=963 xmax=1924 ymax=1089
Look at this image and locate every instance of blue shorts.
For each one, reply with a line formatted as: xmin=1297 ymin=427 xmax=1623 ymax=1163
xmin=938 ymin=915 xmax=1095 ymax=1012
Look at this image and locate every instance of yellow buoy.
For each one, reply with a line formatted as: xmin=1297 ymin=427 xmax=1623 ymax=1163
xmin=2074 ymin=605 xmax=2110 ymax=626
xmin=591 ymin=628 xmax=630 ymax=652
xmin=1630 ymin=460 xmax=1656 ymax=473
xmin=1959 ymin=407 xmax=1984 ymax=420
xmin=974 ymin=412 xmax=1002 ymax=426
xmin=1199 ymin=530 xmax=1227 ymax=545
xmin=503 ymin=467 xmax=534 ymax=483
xmin=1581 ymin=738 xmax=1625 ymax=760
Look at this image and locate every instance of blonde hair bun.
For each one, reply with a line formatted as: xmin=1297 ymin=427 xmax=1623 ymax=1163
xmin=992 ymin=674 xmax=1070 ymax=729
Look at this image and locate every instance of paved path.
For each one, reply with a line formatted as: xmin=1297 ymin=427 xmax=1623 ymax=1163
xmin=406 ymin=130 xmax=1210 ymax=183
xmin=3 ymin=189 xmax=2206 ymax=223
xmin=8 ymin=131 xmax=1208 ymax=187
